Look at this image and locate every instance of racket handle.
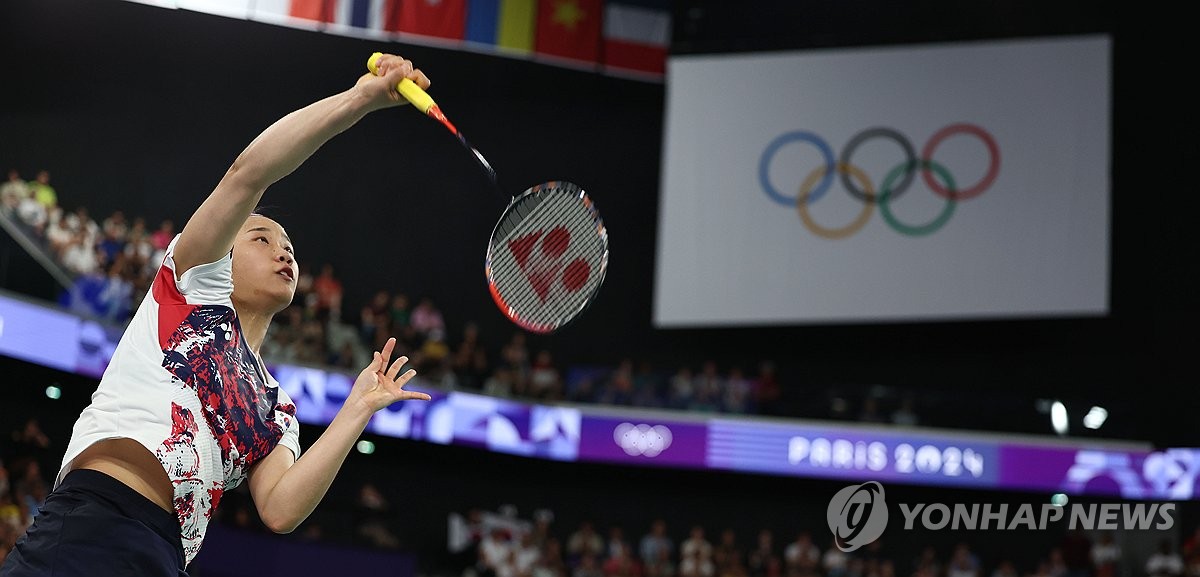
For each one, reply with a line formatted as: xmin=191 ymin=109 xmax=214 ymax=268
xmin=367 ymin=52 xmax=436 ymax=114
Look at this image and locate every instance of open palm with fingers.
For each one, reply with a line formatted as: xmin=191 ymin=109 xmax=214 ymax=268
xmin=350 ymin=337 xmax=432 ymax=413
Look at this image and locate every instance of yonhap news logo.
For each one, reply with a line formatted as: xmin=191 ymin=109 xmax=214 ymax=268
xmin=826 ymin=482 xmax=1177 ymax=551
xmin=826 ymin=482 xmax=889 ymax=552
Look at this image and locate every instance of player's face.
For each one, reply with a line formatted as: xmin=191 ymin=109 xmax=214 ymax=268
xmin=230 ymin=215 xmax=297 ymax=314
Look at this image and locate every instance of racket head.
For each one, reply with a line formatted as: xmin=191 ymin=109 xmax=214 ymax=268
xmin=485 ymin=181 xmax=609 ymax=334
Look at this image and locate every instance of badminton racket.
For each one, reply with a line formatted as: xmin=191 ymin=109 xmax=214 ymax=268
xmin=366 ymin=53 xmax=608 ymax=334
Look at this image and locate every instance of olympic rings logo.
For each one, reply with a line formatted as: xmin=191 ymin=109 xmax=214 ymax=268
xmin=758 ymin=124 xmax=1000 ymax=238
xmin=613 ymin=423 xmax=673 ymax=457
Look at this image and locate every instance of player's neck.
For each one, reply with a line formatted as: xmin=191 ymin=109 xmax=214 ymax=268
xmin=237 ymin=308 xmax=271 ymax=356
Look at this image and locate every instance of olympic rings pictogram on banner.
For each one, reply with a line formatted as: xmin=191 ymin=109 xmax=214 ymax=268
xmin=757 ymin=124 xmax=1000 ymax=238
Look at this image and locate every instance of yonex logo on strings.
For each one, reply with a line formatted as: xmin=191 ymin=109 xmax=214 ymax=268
xmin=758 ymin=124 xmax=1001 ymax=238
xmin=507 ymin=226 xmax=592 ymax=303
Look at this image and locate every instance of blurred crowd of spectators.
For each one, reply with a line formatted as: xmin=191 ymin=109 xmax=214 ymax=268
xmin=0 ymin=419 xmax=54 ymax=565
xmin=437 ymin=505 xmax=1197 ymax=577
xmin=1 ymin=167 xmax=174 ymax=322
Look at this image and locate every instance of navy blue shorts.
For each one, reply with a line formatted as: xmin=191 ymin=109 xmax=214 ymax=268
xmin=0 ymin=468 xmax=187 ymax=576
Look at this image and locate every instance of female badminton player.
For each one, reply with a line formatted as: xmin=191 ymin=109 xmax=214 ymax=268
xmin=0 ymin=53 xmax=433 ymax=576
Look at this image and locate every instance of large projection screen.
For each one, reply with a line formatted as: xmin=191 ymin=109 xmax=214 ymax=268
xmin=654 ymin=35 xmax=1111 ymax=327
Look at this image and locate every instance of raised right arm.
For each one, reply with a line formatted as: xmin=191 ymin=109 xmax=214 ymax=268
xmin=170 ymin=54 xmax=429 ymax=276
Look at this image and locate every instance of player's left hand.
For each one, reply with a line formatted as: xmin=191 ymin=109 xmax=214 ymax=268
xmin=349 ymin=337 xmax=431 ymax=413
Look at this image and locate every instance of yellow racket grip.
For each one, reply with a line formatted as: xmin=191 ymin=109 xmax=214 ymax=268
xmin=367 ymin=52 xmax=435 ymax=114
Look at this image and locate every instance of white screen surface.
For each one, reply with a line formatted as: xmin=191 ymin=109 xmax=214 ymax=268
xmin=653 ymin=35 xmax=1111 ymax=327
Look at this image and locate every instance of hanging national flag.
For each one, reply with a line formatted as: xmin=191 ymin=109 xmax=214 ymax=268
xmin=279 ymin=0 xmax=333 ymax=22
xmin=252 ymin=0 xmax=388 ymax=32
xmin=535 ymin=0 xmax=602 ymax=64
xmin=176 ymin=0 xmax=250 ymax=19
xmin=602 ymin=0 xmax=669 ymax=77
xmin=392 ymin=0 xmax=468 ymax=40
xmin=465 ymin=0 xmax=536 ymax=54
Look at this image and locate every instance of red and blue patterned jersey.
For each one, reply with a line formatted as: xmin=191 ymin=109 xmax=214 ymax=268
xmin=58 ymin=234 xmax=301 ymax=564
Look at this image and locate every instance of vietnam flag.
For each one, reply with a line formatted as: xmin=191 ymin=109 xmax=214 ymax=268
xmin=535 ymin=0 xmax=603 ymax=63
xmin=391 ymin=0 xmax=467 ymax=39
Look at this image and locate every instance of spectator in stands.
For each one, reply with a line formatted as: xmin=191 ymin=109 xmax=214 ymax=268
xmin=713 ymin=529 xmax=744 ymax=577
xmin=782 ymin=531 xmax=819 ymax=577
xmin=125 ymin=222 xmax=155 ymax=273
xmin=593 ymin=360 xmax=632 ymax=405
xmin=69 ymin=206 xmax=100 ymax=245
xmin=821 ymin=539 xmax=848 ymax=577
xmin=645 ymin=547 xmax=676 ymax=577
xmin=603 ymin=541 xmax=642 ymax=577
xmin=43 ymin=207 xmax=71 ymax=254
xmin=669 ymin=367 xmax=695 ymax=409
xmin=691 ymin=361 xmax=723 ymax=412
xmin=95 ymin=254 xmax=134 ymax=322
xmin=0 ymin=169 xmax=30 ymax=214
xmin=529 ymin=509 xmax=555 ymax=550
xmin=484 ymin=366 xmax=517 ymax=398
xmin=1059 ymin=530 xmax=1092 ymax=577
xmin=387 ymin=292 xmax=411 ymax=331
xmin=453 ymin=322 xmax=487 ymax=389
xmin=361 ymin=289 xmax=392 ymax=349
xmin=101 ymin=211 xmax=128 ymax=241
xmin=946 ymin=543 xmax=980 ymax=577
xmin=568 ymin=522 xmax=605 ymax=565
xmin=535 ymin=537 xmax=568 ymax=577
xmin=60 ymin=229 xmax=98 ymax=275
xmin=746 ymin=530 xmax=776 ymax=577
xmin=680 ymin=541 xmax=715 ymax=577
xmin=912 ymin=545 xmax=941 ymax=577
xmin=1046 ymin=548 xmax=1069 ymax=577
xmin=681 ymin=527 xmax=713 ymax=570
xmin=1147 ymin=540 xmax=1185 ymax=577
xmin=516 ymin=531 xmax=544 ymax=577
xmin=576 ymin=554 xmax=606 ymax=577
xmin=97 ymin=226 xmax=125 ymax=271
xmin=350 ymin=482 xmax=398 ymax=549
xmin=1182 ymin=527 xmax=1200 ymax=559
xmin=420 ymin=328 xmax=451 ymax=372
xmin=528 ymin=350 xmax=563 ymax=400
xmin=752 ymin=361 xmax=781 ymax=416
xmin=723 ymin=368 xmax=752 ymax=414
xmin=14 ymin=191 xmax=47 ymax=233
xmin=1089 ymin=533 xmax=1120 ymax=577
xmin=312 ymin=263 xmax=344 ymax=321
xmin=481 ymin=526 xmax=515 ymax=577
xmin=607 ymin=527 xmax=631 ymax=562
xmin=640 ymin=520 xmax=673 ymax=569
xmin=6 ymin=420 xmax=51 ymax=480
xmin=631 ymin=361 xmax=662 ymax=408
xmin=151 ymin=219 xmax=174 ymax=251
xmin=502 ymin=331 xmax=532 ymax=387
xmin=29 ymin=170 xmax=56 ymax=211
xmin=411 ymin=296 xmax=446 ymax=338
xmin=991 ymin=561 xmax=1019 ymax=577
